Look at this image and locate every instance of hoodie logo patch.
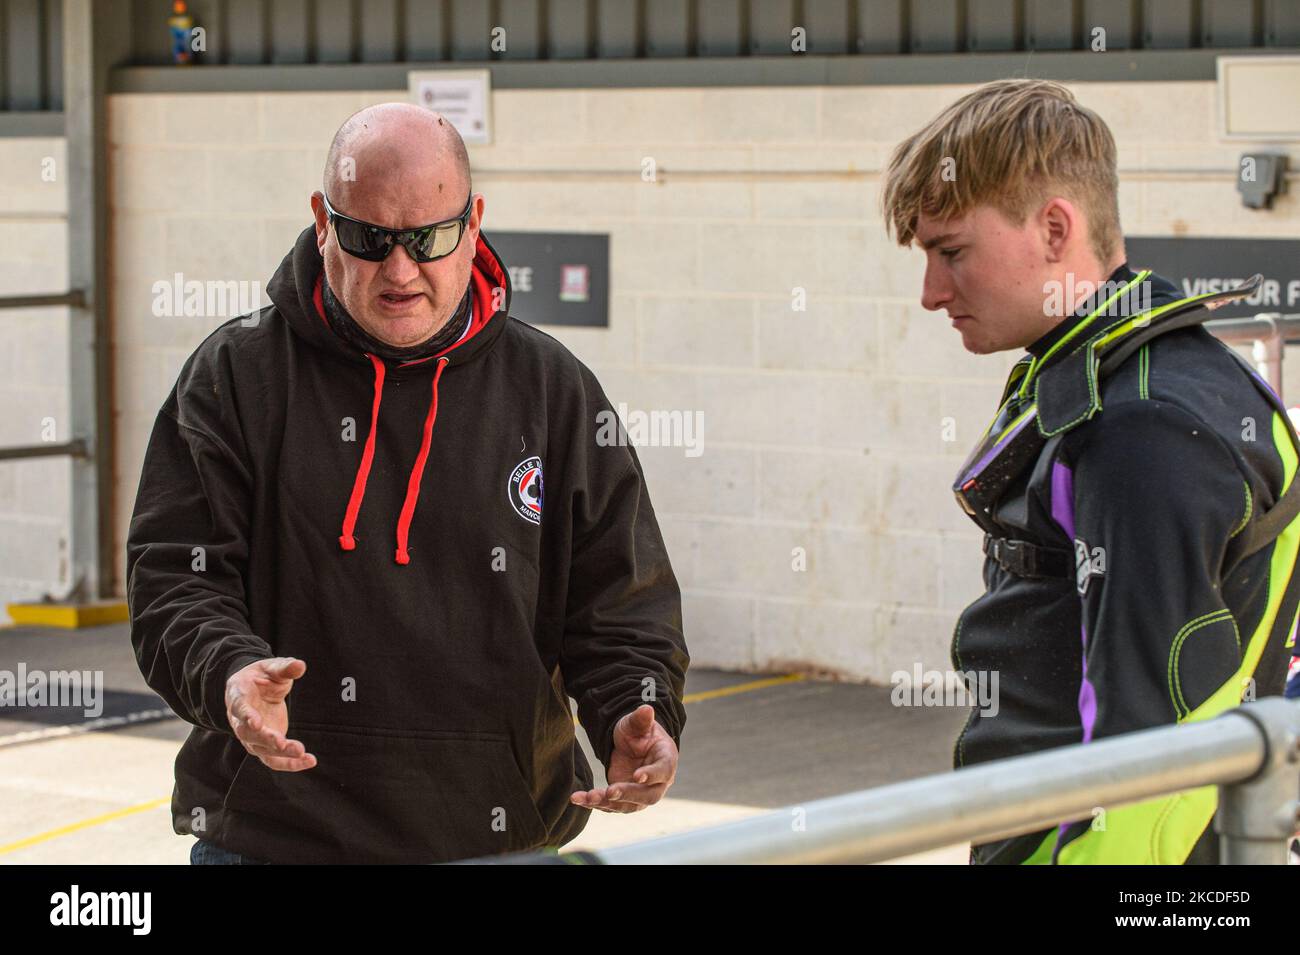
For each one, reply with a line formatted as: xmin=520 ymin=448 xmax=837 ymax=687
xmin=508 ymin=456 xmax=543 ymax=525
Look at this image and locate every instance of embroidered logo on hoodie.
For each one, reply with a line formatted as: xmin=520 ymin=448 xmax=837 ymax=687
xmin=509 ymin=456 xmax=544 ymax=524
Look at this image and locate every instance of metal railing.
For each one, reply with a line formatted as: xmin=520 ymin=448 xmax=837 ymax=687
xmin=0 ymin=290 xmax=88 ymax=464
xmin=1207 ymin=312 xmax=1300 ymax=397
xmin=0 ymin=439 xmax=89 ymax=462
xmin=0 ymin=291 xmax=85 ymax=310
xmin=506 ymin=698 xmax=1299 ymax=865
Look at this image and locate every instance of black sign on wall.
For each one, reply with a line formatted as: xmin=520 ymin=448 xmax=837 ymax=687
xmin=486 ymin=231 xmax=609 ymax=327
xmin=1125 ymin=237 xmax=1300 ymax=320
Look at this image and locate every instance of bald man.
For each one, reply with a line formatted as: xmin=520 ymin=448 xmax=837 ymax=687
xmin=127 ymin=103 xmax=690 ymax=865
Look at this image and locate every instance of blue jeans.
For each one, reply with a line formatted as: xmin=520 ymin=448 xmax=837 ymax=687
xmin=190 ymin=838 xmax=270 ymax=865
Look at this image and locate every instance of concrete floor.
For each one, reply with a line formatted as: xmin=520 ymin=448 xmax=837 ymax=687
xmin=0 ymin=621 xmax=970 ymax=864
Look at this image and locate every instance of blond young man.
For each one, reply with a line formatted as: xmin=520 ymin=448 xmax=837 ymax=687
xmin=882 ymin=79 xmax=1300 ymax=864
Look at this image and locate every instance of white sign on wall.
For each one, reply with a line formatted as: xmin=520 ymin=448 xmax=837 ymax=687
xmin=1217 ymin=56 xmax=1300 ymax=141
xmin=407 ymin=69 xmax=492 ymax=145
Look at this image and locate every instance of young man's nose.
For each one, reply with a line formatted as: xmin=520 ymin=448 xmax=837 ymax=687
xmin=920 ymin=261 xmax=954 ymax=312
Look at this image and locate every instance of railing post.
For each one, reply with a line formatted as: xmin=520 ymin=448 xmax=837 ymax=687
xmin=63 ymin=0 xmax=132 ymax=602
xmin=1216 ymin=698 xmax=1300 ymax=864
xmin=1250 ymin=319 xmax=1284 ymax=396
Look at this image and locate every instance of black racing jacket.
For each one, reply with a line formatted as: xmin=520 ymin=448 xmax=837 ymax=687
xmin=951 ymin=263 xmax=1300 ymax=864
xmin=126 ymin=225 xmax=689 ymax=864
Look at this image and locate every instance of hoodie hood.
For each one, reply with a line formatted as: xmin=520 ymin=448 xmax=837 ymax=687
xmin=265 ymin=224 xmax=514 ymax=565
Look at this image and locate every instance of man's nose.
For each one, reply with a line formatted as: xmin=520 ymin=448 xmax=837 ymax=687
xmin=380 ymin=242 xmax=422 ymax=283
xmin=920 ymin=260 xmax=953 ymax=312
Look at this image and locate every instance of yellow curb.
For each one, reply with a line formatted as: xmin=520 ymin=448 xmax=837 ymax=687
xmin=5 ymin=601 xmax=128 ymax=629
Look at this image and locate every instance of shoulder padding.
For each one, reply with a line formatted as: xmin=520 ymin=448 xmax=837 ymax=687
xmin=1035 ymin=345 xmax=1101 ymax=438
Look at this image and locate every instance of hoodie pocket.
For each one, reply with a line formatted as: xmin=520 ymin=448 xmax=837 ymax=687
xmin=223 ymin=722 xmax=549 ymax=864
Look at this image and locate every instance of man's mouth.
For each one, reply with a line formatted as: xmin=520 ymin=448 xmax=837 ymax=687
xmin=377 ymin=291 xmax=423 ymax=312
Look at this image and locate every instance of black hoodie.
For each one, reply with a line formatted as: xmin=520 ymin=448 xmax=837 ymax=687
xmin=126 ymin=225 xmax=689 ymax=864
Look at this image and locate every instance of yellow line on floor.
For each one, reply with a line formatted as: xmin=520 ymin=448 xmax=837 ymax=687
xmin=0 ymin=796 xmax=171 ymax=856
xmin=682 ymin=673 xmax=805 ymax=703
xmin=3 ymin=673 xmax=806 ymax=855
xmin=571 ymin=672 xmax=805 ymax=724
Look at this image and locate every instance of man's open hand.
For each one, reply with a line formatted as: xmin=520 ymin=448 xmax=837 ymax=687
xmin=226 ymin=657 xmax=316 ymax=772
xmin=571 ymin=704 xmax=677 ymax=813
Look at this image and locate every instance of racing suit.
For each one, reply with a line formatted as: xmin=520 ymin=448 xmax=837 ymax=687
xmin=951 ymin=263 xmax=1300 ymax=864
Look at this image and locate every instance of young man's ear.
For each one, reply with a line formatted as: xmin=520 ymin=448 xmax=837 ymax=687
xmin=1039 ymin=196 xmax=1077 ymax=265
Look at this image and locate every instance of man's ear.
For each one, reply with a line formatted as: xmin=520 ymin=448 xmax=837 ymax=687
xmin=466 ymin=193 xmax=485 ymax=245
xmin=1040 ymin=196 xmax=1077 ymax=264
xmin=310 ymin=191 xmax=329 ymax=255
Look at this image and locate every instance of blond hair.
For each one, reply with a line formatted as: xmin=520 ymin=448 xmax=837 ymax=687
xmin=880 ymin=79 xmax=1121 ymax=266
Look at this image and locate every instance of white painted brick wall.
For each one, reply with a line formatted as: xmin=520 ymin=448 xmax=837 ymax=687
xmin=0 ymin=137 xmax=73 ymax=618
xmin=97 ymin=81 xmax=1300 ymax=684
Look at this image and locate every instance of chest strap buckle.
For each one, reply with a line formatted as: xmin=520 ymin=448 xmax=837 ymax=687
xmin=983 ymin=533 xmax=1072 ymax=579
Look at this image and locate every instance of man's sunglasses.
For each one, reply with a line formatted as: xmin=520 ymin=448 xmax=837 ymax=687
xmin=322 ymin=193 xmax=474 ymax=263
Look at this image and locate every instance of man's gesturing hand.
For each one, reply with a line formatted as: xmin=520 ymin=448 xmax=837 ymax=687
xmin=571 ymin=704 xmax=677 ymax=813
xmin=225 ymin=657 xmax=316 ymax=772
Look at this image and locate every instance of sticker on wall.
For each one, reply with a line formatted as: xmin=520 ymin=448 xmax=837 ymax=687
xmin=559 ymin=265 xmax=590 ymax=303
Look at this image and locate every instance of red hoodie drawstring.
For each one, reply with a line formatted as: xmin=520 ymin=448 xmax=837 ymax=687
xmin=338 ymin=353 xmax=450 ymax=565
xmin=339 ymin=353 xmax=386 ymax=552
xmin=395 ymin=357 xmax=449 ymax=565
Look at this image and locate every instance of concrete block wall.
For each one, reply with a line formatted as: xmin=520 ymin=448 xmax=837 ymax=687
xmin=101 ymin=81 xmax=1300 ymax=681
xmin=0 ymin=136 xmax=72 ymax=615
